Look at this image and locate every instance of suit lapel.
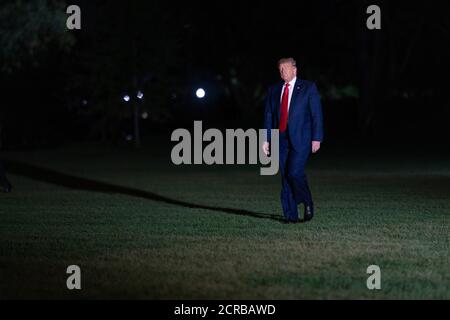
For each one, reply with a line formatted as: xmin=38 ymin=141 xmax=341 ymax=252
xmin=288 ymin=78 xmax=303 ymax=117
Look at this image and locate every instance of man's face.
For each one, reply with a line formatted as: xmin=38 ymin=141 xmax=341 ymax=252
xmin=278 ymin=62 xmax=297 ymax=83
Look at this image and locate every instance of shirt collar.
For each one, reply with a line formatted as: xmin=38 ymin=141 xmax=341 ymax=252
xmin=285 ymin=76 xmax=297 ymax=88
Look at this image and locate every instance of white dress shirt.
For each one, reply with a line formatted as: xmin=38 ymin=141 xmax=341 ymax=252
xmin=279 ymin=76 xmax=297 ymax=111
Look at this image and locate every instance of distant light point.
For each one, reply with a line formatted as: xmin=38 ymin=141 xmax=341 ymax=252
xmin=196 ymin=88 xmax=205 ymax=99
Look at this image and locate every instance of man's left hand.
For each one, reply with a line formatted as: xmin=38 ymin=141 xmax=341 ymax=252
xmin=312 ymin=141 xmax=321 ymax=153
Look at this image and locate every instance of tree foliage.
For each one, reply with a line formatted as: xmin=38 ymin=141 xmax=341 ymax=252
xmin=0 ymin=0 xmax=75 ymax=72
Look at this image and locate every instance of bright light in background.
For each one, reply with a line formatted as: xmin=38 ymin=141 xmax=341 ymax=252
xmin=196 ymin=88 xmax=205 ymax=99
xmin=123 ymin=95 xmax=130 ymax=102
xmin=141 ymin=112 xmax=148 ymax=119
xmin=137 ymin=91 xmax=144 ymax=99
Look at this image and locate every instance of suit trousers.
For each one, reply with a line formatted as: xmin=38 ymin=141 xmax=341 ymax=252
xmin=279 ymin=130 xmax=313 ymax=220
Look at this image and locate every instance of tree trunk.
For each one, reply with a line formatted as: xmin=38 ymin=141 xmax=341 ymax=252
xmin=358 ymin=0 xmax=385 ymax=138
xmin=130 ymin=2 xmax=140 ymax=148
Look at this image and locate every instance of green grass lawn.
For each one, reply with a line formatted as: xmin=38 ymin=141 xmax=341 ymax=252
xmin=0 ymin=140 xmax=449 ymax=299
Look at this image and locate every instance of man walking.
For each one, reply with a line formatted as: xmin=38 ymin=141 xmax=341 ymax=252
xmin=263 ymin=57 xmax=323 ymax=223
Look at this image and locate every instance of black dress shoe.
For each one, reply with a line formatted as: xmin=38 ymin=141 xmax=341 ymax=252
xmin=304 ymin=204 xmax=314 ymax=221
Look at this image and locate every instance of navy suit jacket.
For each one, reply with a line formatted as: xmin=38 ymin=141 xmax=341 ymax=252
xmin=264 ymin=78 xmax=324 ymax=152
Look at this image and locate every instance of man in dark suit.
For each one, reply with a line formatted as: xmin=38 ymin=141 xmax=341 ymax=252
xmin=0 ymin=160 xmax=12 ymax=193
xmin=263 ymin=57 xmax=323 ymax=223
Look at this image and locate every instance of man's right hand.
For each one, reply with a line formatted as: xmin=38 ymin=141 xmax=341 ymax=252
xmin=262 ymin=141 xmax=270 ymax=156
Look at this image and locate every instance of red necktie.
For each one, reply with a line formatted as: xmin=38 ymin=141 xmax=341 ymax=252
xmin=279 ymin=83 xmax=290 ymax=132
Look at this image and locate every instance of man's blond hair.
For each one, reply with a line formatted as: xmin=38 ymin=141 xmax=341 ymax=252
xmin=277 ymin=57 xmax=297 ymax=67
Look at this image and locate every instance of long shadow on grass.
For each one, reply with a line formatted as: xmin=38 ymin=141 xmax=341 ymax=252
xmin=5 ymin=160 xmax=282 ymax=222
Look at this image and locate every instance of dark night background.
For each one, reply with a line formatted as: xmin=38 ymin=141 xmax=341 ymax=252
xmin=0 ymin=0 xmax=449 ymax=301
xmin=1 ymin=0 xmax=449 ymax=149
